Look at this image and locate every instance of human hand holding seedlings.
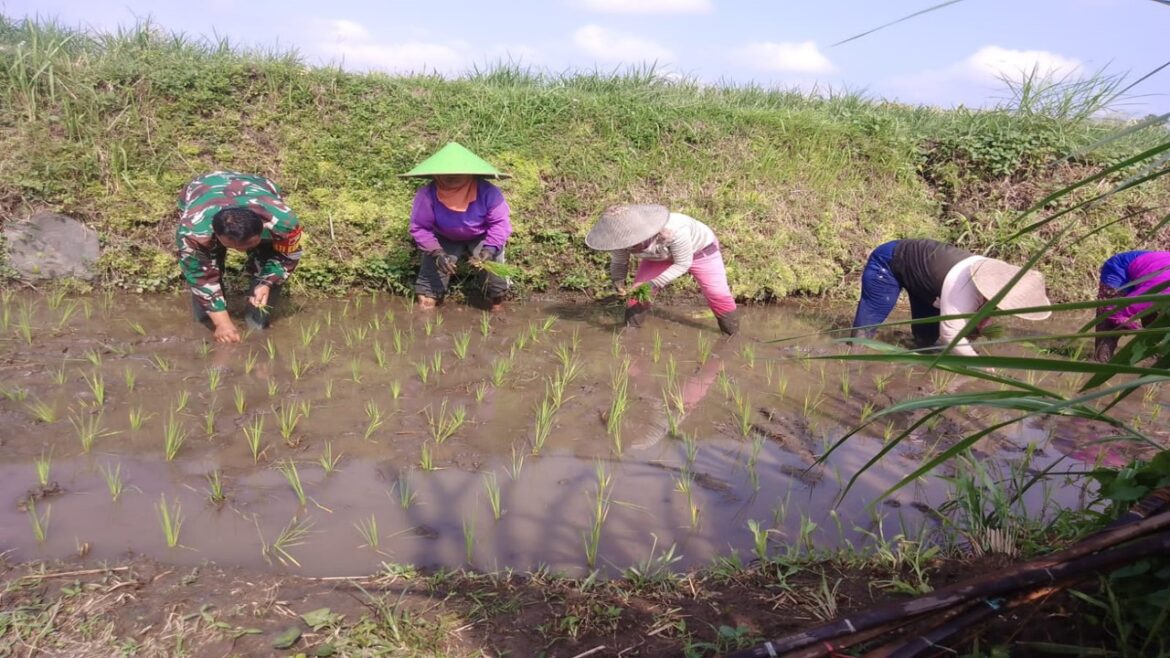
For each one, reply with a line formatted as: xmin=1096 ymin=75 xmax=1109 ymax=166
xmin=469 ymin=245 xmax=498 ymax=267
xmin=249 ymin=283 xmax=271 ymax=311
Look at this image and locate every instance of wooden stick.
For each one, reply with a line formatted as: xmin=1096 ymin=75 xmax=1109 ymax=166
xmin=20 ymin=567 xmax=130 ymax=580
xmin=569 ymin=646 xmax=607 ymax=658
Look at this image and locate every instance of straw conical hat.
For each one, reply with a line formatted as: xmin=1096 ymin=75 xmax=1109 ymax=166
xmin=585 ymin=204 xmax=670 ymax=251
xmin=400 ymin=142 xmax=510 ymax=178
xmin=971 ymin=259 xmax=1052 ymax=321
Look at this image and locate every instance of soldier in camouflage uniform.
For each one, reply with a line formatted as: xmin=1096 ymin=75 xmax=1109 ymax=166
xmin=176 ymin=171 xmax=303 ymax=343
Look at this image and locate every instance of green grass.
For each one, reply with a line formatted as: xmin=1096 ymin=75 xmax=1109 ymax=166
xmin=2 ymin=16 xmax=1162 ymax=302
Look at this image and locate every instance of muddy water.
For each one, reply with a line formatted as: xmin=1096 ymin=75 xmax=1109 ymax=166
xmin=0 ymin=292 xmax=1163 ymax=576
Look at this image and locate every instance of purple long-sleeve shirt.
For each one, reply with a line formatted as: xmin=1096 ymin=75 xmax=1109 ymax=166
xmin=408 ymin=179 xmax=512 ymax=251
xmin=1102 ymin=251 xmax=1170 ymax=329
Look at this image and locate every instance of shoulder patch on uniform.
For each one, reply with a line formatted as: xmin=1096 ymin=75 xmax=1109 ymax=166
xmin=274 ymin=225 xmax=303 ymax=254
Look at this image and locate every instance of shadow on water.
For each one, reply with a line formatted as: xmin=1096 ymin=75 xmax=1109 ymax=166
xmin=0 ymin=292 xmax=1160 ymax=576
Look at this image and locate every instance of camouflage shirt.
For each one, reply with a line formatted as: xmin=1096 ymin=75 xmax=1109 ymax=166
xmin=176 ymin=171 xmax=303 ymax=312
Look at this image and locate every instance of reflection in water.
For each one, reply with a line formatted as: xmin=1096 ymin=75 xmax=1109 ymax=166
xmin=0 ymin=293 xmax=1157 ymax=576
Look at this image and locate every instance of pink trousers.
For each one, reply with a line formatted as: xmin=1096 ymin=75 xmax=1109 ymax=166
xmin=628 ymin=249 xmax=737 ymax=316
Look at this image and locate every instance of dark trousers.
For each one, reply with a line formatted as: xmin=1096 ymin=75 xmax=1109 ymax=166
xmin=851 ymin=240 xmax=940 ymax=347
xmin=415 ymin=236 xmax=509 ymax=300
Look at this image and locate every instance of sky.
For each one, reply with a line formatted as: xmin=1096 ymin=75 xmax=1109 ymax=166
xmin=3 ymin=0 xmax=1168 ymax=114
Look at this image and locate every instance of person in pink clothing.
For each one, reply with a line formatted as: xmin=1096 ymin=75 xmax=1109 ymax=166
xmin=585 ymin=204 xmax=740 ymax=335
xmin=1093 ymin=250 xmax=1170 ymax=362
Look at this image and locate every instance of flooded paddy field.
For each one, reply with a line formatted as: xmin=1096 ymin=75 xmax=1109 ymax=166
xmin=1 ymin=291 xmax=1164 ymax=577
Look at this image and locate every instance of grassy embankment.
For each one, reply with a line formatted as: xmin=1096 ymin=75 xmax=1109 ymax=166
xmin=2 ymin=16 xmax=1168 ymax=304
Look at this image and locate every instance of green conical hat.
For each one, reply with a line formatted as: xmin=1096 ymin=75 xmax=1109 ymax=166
xmin=400 ymin=142 xmax=510 ymax=178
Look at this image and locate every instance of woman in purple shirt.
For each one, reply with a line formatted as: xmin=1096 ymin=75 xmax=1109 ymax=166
xmin=1094 ymin=250 xmax=1170 ymax=362
xmin=403 ymin=143 xmax=513 ymax=311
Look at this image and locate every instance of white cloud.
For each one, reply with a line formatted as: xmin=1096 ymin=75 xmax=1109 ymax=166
xmin=960 ymin=45 xmax=1082 ymax=82
xmin=572 ymin=24 xmax=673 ymax=62
xmin=314 ymin=18 xmax=468 ymax=73
xmin=890 ymin=45 xmax=1083 ymax=107
xmin=576 ymin=0 xmax=713 ymax=14
xmin=732 ymin=41 xmax=834 ymax=74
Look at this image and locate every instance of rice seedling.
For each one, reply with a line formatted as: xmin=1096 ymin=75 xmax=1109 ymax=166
xmin=583 ymin=462 xmax=613 ymax=570
xmin=385 ymin=308 xmax=396 ymax=324
xmin=27 ymin=500 xmax=50 ymax=543
xmin=355 ymin=515 xmax=380 ymax=551
xmin=243 ymin=416 xmax=265 ymax=463
xmin=747 ymin=519 xmax=772 ymax=562
xmin=474 ymin=381 xmax=489 ymax=402
xmin=298 ymin=399 xmax=312 ymax=419
xmin=363 ymin=400 xmax=385 ymax=440
xmin=174 ymin=389 xmax=190 ymax=412
xmin=508 ymin=443 xmax=526 ymax=480
xmin=25 ymin=397 xmax=58 ymax=423
xmin=273 ymin=402 xmax=302 ymax=445
xmin=389 ymin=380 xmax=402 ymax=400
xmin=513 ymin=332 xmax=529 ymax=352
xmin=55 ymin=300 xmax=79 ymax=330
xmin=682 ymin=432 xmax=698 ymax=464
xmin=348 ymin=358 xmax=363 ymax=384
xmin=201 ymin=367 xmax=222 ymax=394
xmin=733 ymin=390 xmax=753 ymax=437
xmin=82 ymin=370 xmax=106 ymax=406
xmin=82 ymin=300 xmax=93 ymax=320
xmin=859 ymin=401 xmax=876 ymax=424
xmin=651 ymin=330 xmax=662 ymax=363
xmin=675 ymin=468 xmax=700 ymax=527
xmin=873 ymin=372 xmax=892 ymax=396
xmin=392 ymin=329 xmax=406 ymax=354
xmin=665 ymin=354 xmax=679 ymax=390
xmin=99 ymin=462 xmax=125 ymax=502
xmin=839 ymin=369 xmax=852 ymax=399
xmin=476 ymin=259 xmax=524 ymax=280
xmin=267 ymin=378 xmax=280 ymax=398
xmin=0 ymin=292 xmax=9 ymax=332
xmin=323 ymin=378 xmax=334 ymax=399
xmin=206 ymin=470 xmax=226 ymax=505
xmin=157 ymin=494 xmax=183 ymax=548
xmin=431 ymin=351 xmax=443 ymax=376
xmin=318 ymin=441 xmax=342 ymax=475
xmin=716 ymin=368 xmax=733 ymax=398
xmin=409 ymin=359 xmax=430 ymax=384
xmin=748 ymin=435 xmax=765 ymax=469
xmin=423 ymin=316 xmax=437 ymax=337
xmin=425 ymin=399 xmax=465 ymax=444
xmin=775 ymin=376 xmax=790 ymax=399
xmin=49 ymin=362 xmax=67 ymax=385
xmin=34 ymin=448 xmax=52 ymax=486
xmin=394 ymin=472 xmax=416 ymax=509
xmin=14 ymin=301 xmax=34 ymax=345
xmin=162 ymin=410 xmax=188 ymax=461
xmin=277 ymin=459 xmax=308 ymax=506
xmin=298 ymin=321 xmax=320 ymax=348
xmin=607 ymin=357 xmax=631 ymax=454
xmin=288 ymin=351 xmax=310 ymax=380
xmin=264 ymin=337 xmax=277 ymax=361
xmin=452 ymin=330 xmax=471 ymax=360
xmin=196 ymin=339 xmax=212 ymax=359
xmin=128 ymin=405 xmax=149 ymax=431
xmin=262 ymin=516 xmax=315 ymax=568
xmin=458 ymin=515 xmax=478 ymax=565
xmin=802 ymin=390 xmax=827 ymax=417
xmin=70 ymin=409 xmax=113 ymax=452
xmin=231 ymin=384 xmax=247 ymax=415
xmin=203 ymin=403 xmax=218 ymax=436
xmin=1 ymin=385 xmax=29 ymax=401
xmin=526 ymin=321 xmax=541 ymax=344
xmin=697 ymin=333 xmax=712 ymax=366
xmin=47 ymin=288 xmax=66 ymax=310
xmin=319 ymin=342 xmax=337 ymax=364
xmin=479 ymin=312 xmax=492 ymax=337
xmin=345 ymin=325 xmax=369 ymax=348
xmin=372 ymin=341 xmax=387 ymax=368
xmin=119 ymin=365 xmax=137 ymax=392
xmin=324 ymin=309 xmax=334 ymax=327
xmin=82 ymin=348 xmax=103 ymax=367
xmin=490 ymin=357 xmax=511 ymax=387
xmin=531 ymin=396 xmax=555 ymax=455
xmin=610 ymin=331 xmax=622 ymax=358
xmin=418 ymin=441 xmax=435 ymax=471
xmin=152 ymin=354 xmax=174 ymax=373
xmin=483 ymin=472 xmax=502 ymax=521
xmin=739 ymin=343 xmax=756 ymax=368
